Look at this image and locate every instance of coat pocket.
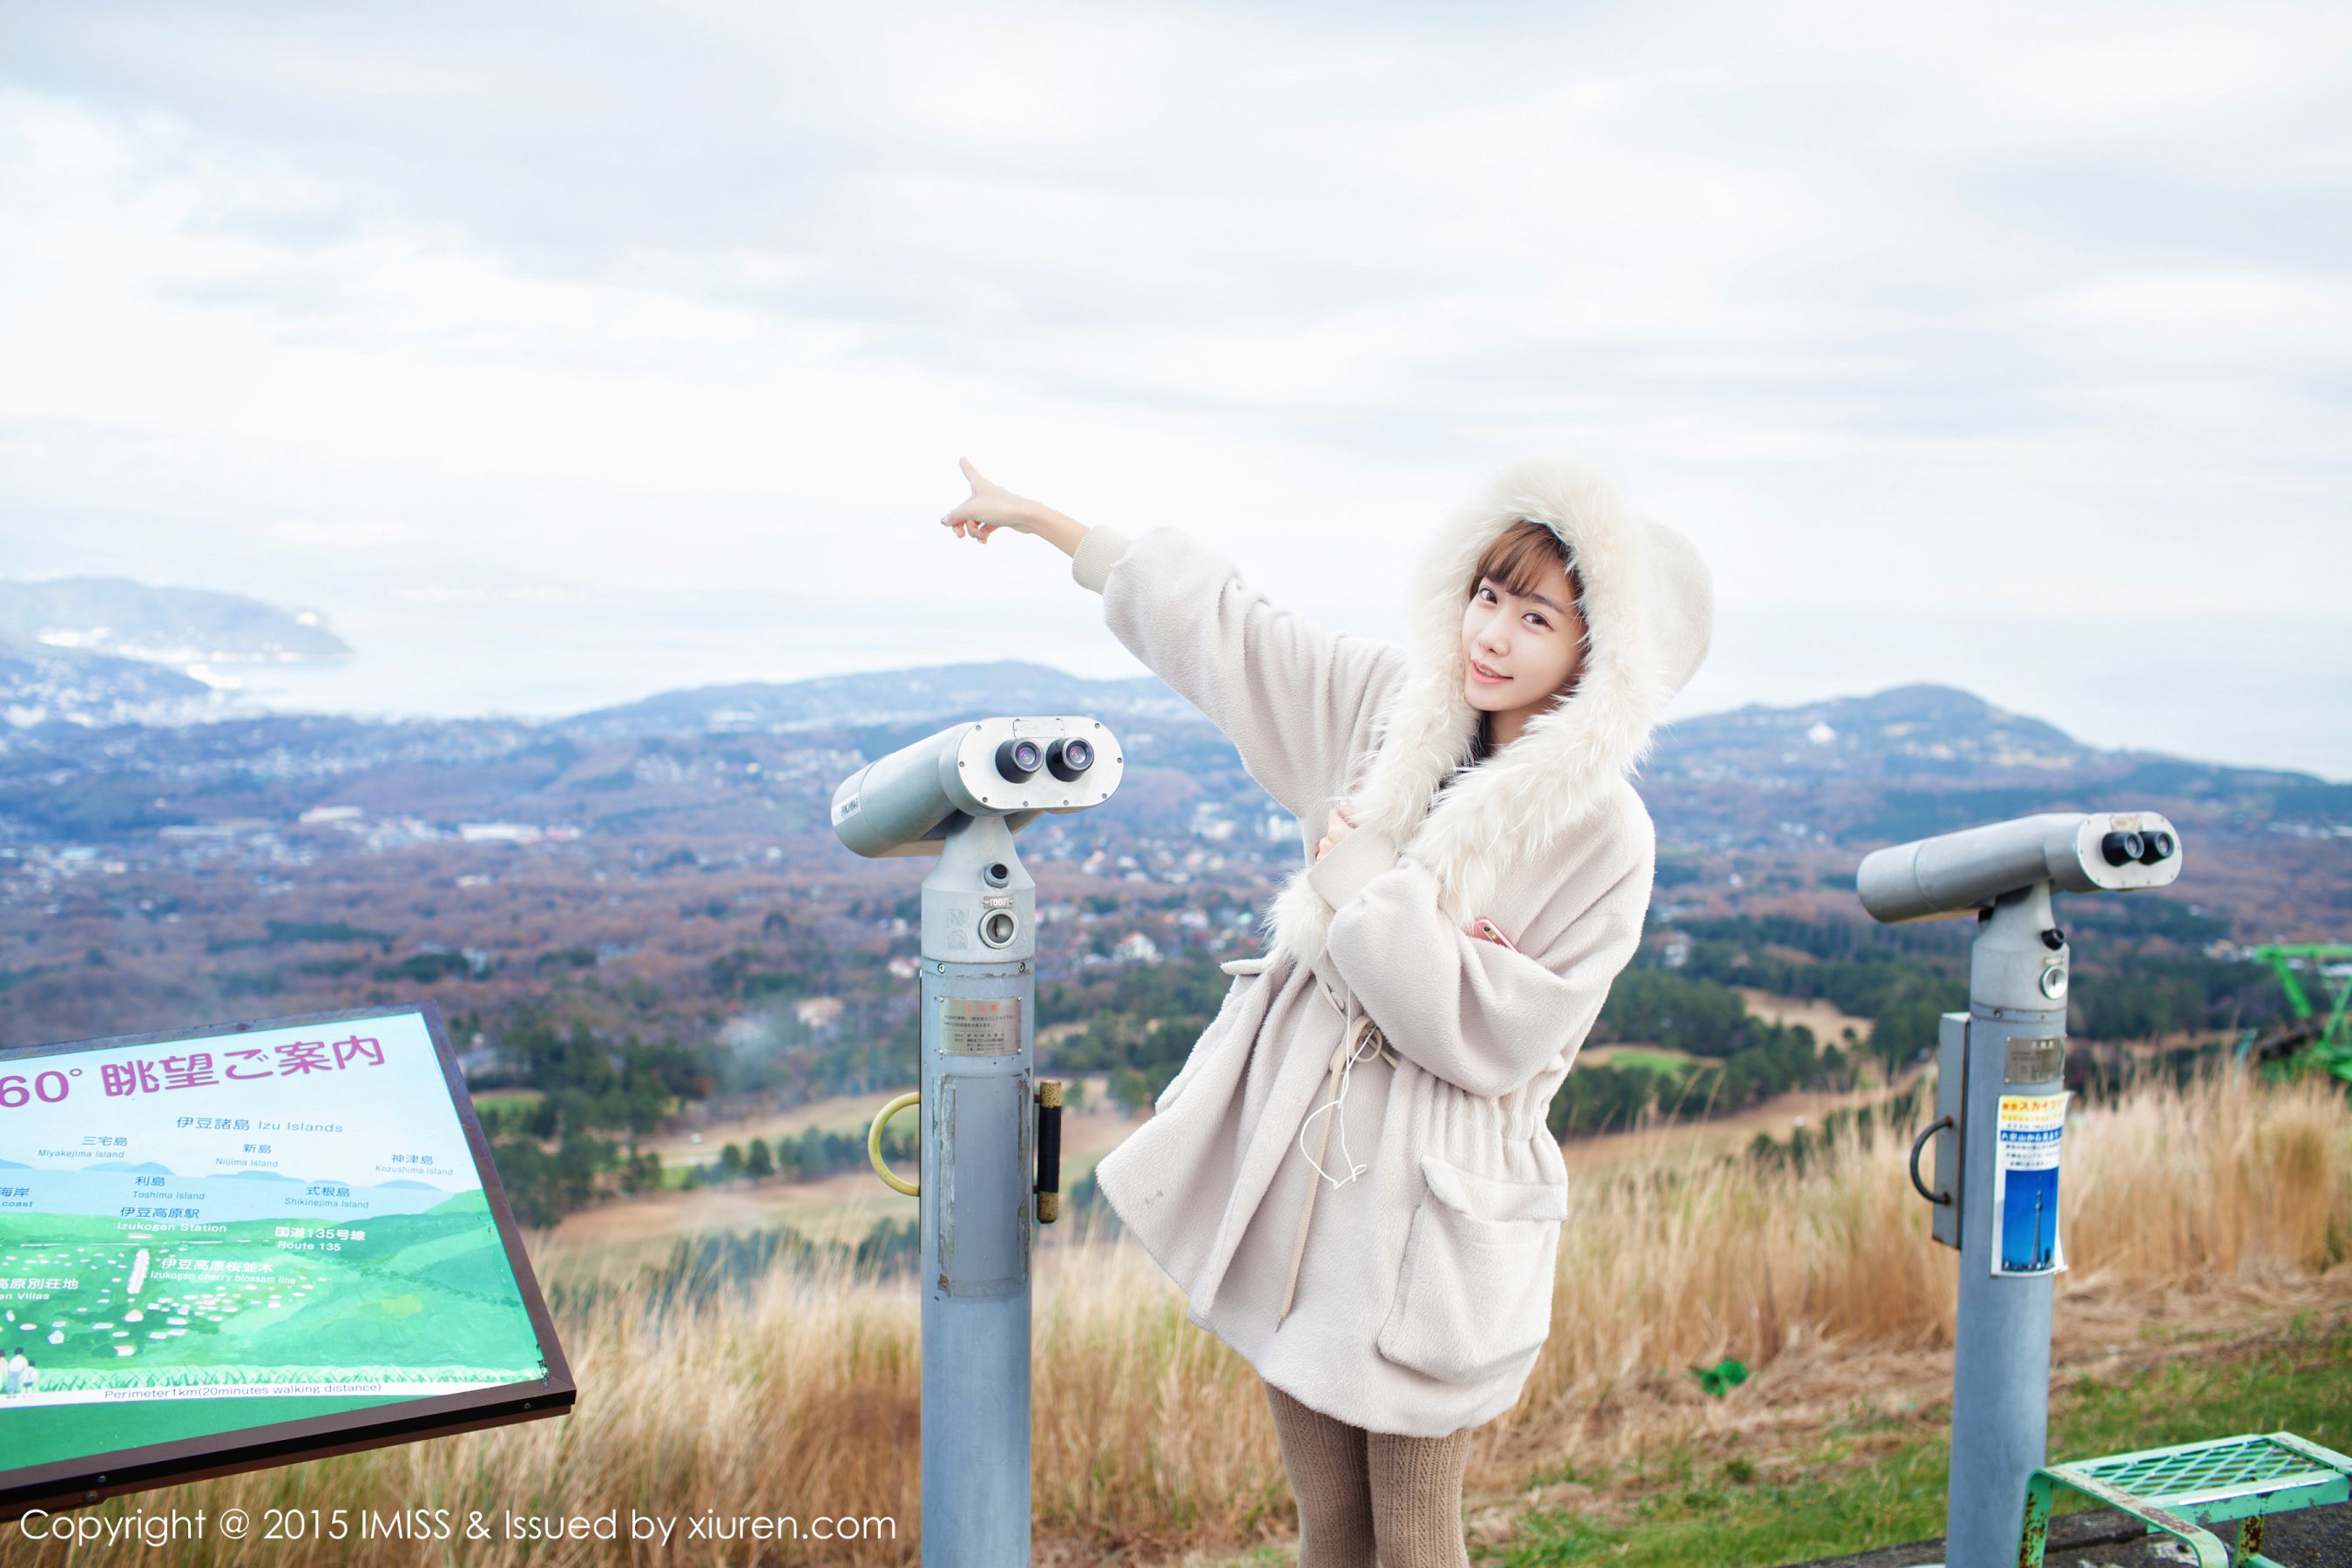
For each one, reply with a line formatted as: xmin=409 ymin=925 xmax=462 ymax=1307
xmin=1155 ymin=957 xmax=1272 ymax=1112
xmin=1375 ymin=1153 xmax=1568 ymax=1383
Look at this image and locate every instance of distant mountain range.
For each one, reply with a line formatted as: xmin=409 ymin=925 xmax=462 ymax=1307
xmin=0 ymin=578 xmax=351 ymax=666
xmin=0 ymin=639 xmax=214 ymax=727
xmin=0 ymin=573 xmax=2334 ymax=800
xmin=1643 ymin=683 xmax=2351 ymax=836
xmin=0 ymin=577 xmax=351 ymax=725
xmin=0 ymin=583 xmax=353 ymax=728
xmin=1651 ymin=682 xmax=2290 ymax=791
xmin=559 ymin=660 xmax=1179 ymax=740
xmin=558 ymin=664 xmax=2349 ymax=814
xmin=3 ymin=612 xmax=2346 ymax=848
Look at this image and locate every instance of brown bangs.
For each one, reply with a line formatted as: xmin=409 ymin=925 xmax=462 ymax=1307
xmin=1468 ymin=518 xmax=1585 ymax=618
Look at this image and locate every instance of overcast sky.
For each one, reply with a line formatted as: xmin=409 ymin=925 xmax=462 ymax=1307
xmin=3 ymin=3 xmax=2347 ymax=777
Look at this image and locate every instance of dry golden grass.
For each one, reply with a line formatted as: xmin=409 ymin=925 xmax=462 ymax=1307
xmin=5 ymin=1070 xmax=2346 ymax=1567
xmin=1508 ymin=1069 xmax=2352 ymax=1468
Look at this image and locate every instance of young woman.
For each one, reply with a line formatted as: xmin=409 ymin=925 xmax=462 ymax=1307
xmin=939 ymin=456 xmax=1713 ymax=1567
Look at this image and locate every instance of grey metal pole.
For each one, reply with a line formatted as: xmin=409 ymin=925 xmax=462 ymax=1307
xmin=1945 ymin=882 xmax=2067 ymax=1566
xmin=919 ymin=813 xmax=1035 ymax=1566
xmin=1862 ymin=809 xmax=2178 ymax=1568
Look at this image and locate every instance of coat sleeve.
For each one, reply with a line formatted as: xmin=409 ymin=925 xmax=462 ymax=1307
xmin=1306 ymin=810 xmax=1652 ymax=1100
xmin=1071 ymin=524 xmax=1403 ymax=827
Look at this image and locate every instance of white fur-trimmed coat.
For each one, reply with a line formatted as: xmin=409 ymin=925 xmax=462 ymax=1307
xmin=1078 ymin=459 xmax=1714 ymax=1437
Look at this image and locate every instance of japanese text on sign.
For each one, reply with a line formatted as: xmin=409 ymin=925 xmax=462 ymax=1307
xmin=0 ymin=1037 xmax=383 ymax=1111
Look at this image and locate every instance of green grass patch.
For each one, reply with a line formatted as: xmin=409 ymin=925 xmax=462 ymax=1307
xmin=1597 ymin=1048 xmax=1695 ymax=1077
xmin=1490 ymin=1315 xmax=2352 ymax=1567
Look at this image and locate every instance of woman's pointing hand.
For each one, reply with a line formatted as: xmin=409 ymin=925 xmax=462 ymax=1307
xmin=939 ymin=459 xmax=1090 ymax=559
xmin=940 ymin=458 xmax=1046 ymax=544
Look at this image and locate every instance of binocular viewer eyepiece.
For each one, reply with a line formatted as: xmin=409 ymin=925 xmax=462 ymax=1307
xmin=994 ymin=734 xmax=1094 ymax=783
xmin=2099 ymin=827 xmax=2174 ymax=867
xmin=830 ymin=716 xmax=1125 ymax=861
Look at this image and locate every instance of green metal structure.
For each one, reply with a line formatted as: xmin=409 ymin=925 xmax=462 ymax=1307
xmin=2234 ymin=943 xmax=2352 ymax=1081
xmin=2019 ymin=1430 xmax=2352 ymax=1566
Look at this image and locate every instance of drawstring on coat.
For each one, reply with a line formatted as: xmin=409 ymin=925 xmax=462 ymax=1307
xmin=1298 ymin=1013 xmax=1389 ymax=1186
xmin=1277 ymin=953 xmax=1399 ymax=1325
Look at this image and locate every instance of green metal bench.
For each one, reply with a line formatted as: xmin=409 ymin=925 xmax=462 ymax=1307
xmin=2020 ymin=1430 xmax=2352 ymax=1566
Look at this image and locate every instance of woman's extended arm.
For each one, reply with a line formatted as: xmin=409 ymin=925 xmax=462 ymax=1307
xmin=937 ymin=458 xmax=1402 ymax=827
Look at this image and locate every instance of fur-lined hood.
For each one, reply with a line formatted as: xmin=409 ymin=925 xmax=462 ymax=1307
xmin=1261 ymin=457 xmax=1715 ymax=976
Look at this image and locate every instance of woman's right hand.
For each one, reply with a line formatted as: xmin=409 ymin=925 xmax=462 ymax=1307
xmin=1313 ymin=800 xmax=1358 ymax=861
xmin=940 ymin=458 xmax=1047 ymax=545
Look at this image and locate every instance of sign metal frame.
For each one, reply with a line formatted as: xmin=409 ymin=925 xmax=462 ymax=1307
xmin=0 ymin=999 xmax=574 ymax=1521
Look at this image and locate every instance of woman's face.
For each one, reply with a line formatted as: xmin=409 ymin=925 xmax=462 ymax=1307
xmin=1460 ymin=556 xmax=1587 ymax=722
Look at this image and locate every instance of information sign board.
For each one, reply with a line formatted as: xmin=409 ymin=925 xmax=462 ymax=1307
xmin=0 ymin=1004 xmax=571 ymax=1519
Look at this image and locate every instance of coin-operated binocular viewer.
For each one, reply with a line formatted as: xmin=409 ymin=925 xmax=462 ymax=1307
xmin=830 ymin=718 xmax=1123 ymax=1567
xmin=1856 ymin=811 xmax=2182 ymax=1568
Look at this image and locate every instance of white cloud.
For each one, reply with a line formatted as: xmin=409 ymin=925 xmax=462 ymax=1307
xmin=0 ymin=2 xmax=2346 ymax=774
xmin=267 ymin=519 xmax=414 ymax=551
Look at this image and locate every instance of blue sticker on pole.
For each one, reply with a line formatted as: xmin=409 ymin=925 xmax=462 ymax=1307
xmin=1991 ymin=1090 xmax=2068 ymax=1277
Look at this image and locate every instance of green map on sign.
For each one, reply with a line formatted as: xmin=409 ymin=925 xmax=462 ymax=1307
xmin=0 ymin=1011 xmax=551 ymax=1476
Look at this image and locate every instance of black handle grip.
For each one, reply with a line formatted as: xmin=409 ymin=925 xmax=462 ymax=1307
xmin=1909 ymin=1115 xmax=1955 ymax=1206
xmin=1034 ymin=1079 xmax=1063 ymax=1223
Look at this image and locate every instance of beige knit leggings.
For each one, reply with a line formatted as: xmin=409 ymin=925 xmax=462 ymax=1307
xmin=1263 ymin=1380 xmax=1474 ymax=1568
